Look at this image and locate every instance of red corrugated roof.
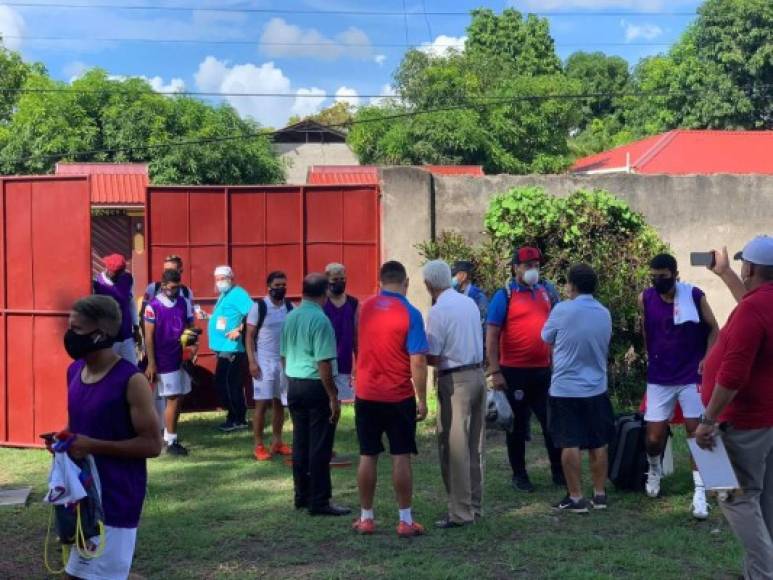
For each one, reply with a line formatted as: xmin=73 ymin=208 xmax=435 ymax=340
xmin=571 ymin=130 xmax=773 ymax=175
xmin=55 ymin=163 xmax=148 ymax=205
xmin=307 ymin=164 xmax=484 ymax=184
xmin=423 ymin=165 xmax=485 ymax=176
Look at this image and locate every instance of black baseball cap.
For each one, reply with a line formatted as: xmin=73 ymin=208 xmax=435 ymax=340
xmin=451 ymin=260 xmax=474 ymax=275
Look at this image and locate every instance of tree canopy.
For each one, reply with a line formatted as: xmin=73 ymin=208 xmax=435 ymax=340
xmin=0 ymin=68 xmax=284 ymax=184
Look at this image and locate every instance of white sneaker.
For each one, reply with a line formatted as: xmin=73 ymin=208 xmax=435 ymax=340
xmin=645 ymin=468 xmax=662 ymax=498
xmin=692 ymin=487 xmax=709 ymax=520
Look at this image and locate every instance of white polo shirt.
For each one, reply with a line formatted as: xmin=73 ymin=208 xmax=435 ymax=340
xmin=426 ymin=288 xmax=484 ymax=371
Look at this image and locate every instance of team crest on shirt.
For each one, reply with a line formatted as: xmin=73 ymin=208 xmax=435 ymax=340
xmin=144 ymin=305 xmax=155 ymax=321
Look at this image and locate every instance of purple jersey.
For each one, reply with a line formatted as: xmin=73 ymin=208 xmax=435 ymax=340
xmin=323 ymin=296 xmax=358 ymax=375
xmin=67 ymin=359 xmax=147 ymax=528
xmin=643 ymin=286 xmax=709 ymax=386
xmin=93 ymin=271 xmax=135 ymax=341
xmin=144 ymin=295 xmax=192 ymax=374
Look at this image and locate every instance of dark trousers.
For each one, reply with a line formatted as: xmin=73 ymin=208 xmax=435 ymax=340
xmin=501 ymin=366 xmax=562 ymax=476
xmin=215 ymin=353 xmax=247 ymax=425
xmin=288 ymin=378 xmax=336 ymax=510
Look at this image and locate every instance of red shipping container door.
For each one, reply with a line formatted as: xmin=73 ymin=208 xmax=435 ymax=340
xmin=146 ymin=185 xmax=380 ymax=411
xmin=0 ymin=177 xmax=92 ymax=447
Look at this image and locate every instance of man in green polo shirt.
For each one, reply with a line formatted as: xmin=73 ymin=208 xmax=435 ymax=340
xmin=281 ymin=273 xmax=351 ymax=517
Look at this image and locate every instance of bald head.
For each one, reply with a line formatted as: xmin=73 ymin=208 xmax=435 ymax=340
xmin=303 ymin=273 xmax=329 ymax=303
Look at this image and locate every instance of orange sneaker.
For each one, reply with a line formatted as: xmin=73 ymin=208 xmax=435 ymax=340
xmin=271 ymin=442 xmax=292 ymax=456
xmin=396 ymin=521 xmax=425 ymax=538
xmin=352 ymin=518 xmax=376 ymax=535
xmin=254 ymin=445 xmax=272 ymax=461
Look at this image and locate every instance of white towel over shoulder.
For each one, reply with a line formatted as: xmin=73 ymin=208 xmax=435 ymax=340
xmin=673 ymin=282 xmax=700 ymax=325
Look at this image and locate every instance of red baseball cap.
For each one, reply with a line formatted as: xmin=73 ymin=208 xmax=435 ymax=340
xmin=103 ymin=254 xmax=127 ymax=274
xmin=512 ymin=247 xmax=543 ymax=265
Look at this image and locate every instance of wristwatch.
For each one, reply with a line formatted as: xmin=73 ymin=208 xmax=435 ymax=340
xmin=699 ymin=414 xmax=717 ymax=426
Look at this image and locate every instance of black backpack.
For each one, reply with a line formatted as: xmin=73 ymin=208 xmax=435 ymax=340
xmin=247 ymin=298 xmax=294 ymax=350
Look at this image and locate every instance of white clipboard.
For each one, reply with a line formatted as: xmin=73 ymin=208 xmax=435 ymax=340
xmin=688 ymin=437 xmax=740 ymax=491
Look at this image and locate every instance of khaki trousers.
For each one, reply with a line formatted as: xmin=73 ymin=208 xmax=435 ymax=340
xmin=437 ymin=368 xmax=486 ymax=524
xmin=720 ymin=426 xmax=773 ymax=580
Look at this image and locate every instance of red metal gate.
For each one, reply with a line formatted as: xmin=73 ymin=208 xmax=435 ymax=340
xmin=146 ymin=185 xmax=380 ymax=411
xmin=0 ymin=176 xmax=92 ymax=447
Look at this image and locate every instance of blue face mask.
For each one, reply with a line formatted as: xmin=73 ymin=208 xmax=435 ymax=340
xmin=451 ymin=277 xmax=460 ymax=290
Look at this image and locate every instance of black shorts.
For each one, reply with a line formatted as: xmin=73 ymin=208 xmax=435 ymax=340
xmin=355 ymin=397 xmax=417 ymax=456
xmin=548 ymin=393 xmax=615 ymax=450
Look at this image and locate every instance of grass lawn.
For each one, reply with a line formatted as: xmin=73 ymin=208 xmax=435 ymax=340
xmin=1 ymin=403 xmax=743 ymax=580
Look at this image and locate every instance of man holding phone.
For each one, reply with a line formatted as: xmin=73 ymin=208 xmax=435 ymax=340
xmin=639 ymin=254 xmax=719 ymax=519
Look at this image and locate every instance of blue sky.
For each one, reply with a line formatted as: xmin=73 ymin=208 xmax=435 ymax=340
xmin=0 ymin=0 xmax=703 ymax=128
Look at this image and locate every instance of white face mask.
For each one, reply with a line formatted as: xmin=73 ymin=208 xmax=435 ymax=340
xmin=523 ymin=268 xmax=540 ymax=286
xmin=215 ymin=280 xmax=232 ymax=294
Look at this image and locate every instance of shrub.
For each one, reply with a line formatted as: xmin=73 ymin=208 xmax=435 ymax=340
xmin=418 ymin=186 xmax=668 ymax=408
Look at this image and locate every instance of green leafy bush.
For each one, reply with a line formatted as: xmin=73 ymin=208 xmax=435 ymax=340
xmin=418 ymin=186 xmax=669 ymax=408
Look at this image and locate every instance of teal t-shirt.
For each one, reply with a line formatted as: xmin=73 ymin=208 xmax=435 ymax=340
xmin=281 ymin=300 xmax=338 ymax=380
xmin=208 ymin=285 xmax=254 ymax=353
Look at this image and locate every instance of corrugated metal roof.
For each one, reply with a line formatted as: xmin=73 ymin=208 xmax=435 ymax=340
xmin=55 ymin=163 xmax=148 ymax=205
xmin=423 ymin=165 xmax=485 ymax=176
xmin=571 ymin=130 xmax=773 ymax=175
xmin=307 ymin=164 xmax=484 ymax=184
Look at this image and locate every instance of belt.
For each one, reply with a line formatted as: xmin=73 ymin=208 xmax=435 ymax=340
xmin=438 ymin=363 xmax=482 ymax=378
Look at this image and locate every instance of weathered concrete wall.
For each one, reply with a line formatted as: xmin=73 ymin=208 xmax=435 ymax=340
xmin=273 ymin=142 xmax=359 ymax=184
xmin=381 ymin=169 xmax=773 ymax=322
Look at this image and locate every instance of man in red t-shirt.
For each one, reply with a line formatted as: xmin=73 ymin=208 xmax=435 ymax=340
xmin=352 ymin=261 xmax=429 ymax=538
xmin=697 ymin=237 xmax=773 ymax=579
xmin=486 ymin=247 xmax=563 ymax=492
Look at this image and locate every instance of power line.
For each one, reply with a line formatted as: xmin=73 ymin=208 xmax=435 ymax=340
xmin=0 ymin=2 xmax=699 ymax=16
xmin=10 ymin=85 xmax=770 ymax=165
xmin=2 ymin=34 xmax=675 ymax=48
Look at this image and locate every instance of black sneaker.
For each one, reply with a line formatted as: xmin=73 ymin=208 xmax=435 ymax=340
xmin=166 ymin=441 xmax=189 ymax=456
xmin=233 ymin=421 xmax=250 ymax=431
xmin=553 ymin=495 xmax=589 ymax=514
xmin=512 ymin=473 xmax=535 ymax=493
xmin=590 ymin=493 xmax=608 ymax=510
xmin=217 ymin=421 xmax=236 ymax=432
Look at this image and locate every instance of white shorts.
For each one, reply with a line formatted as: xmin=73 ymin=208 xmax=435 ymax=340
xmin=253 ymin=358 xmax=288 ymax=405
xmin=335 ymin=374 xmax=354 ymax=402
xmin=65 ymin=525 xmax=137 ymax=580
xmin=156 ymin=369 xmax=192 ymax=398
xmin=644 ymin=383 xmax=704 ymax=422
xmin=112 ymin=338 xmax=137 ymax=365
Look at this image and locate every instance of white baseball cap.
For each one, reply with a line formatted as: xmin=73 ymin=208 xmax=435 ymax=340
xmin=734 ymin=235 xmax=773 ymax=266
xmin=214 ymin=265 xmax=234 ymax=277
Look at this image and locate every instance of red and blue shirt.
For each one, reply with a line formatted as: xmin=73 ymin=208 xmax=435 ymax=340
xmin=487 ymin=280 xmax=559 ymax=368
xmin=356 ymin=290 xmax=428 ymax=403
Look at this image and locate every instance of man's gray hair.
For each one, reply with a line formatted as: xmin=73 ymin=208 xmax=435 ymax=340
xmin=72 ymin=295 xmax=122 ymax=338
xmin=422 ymin=259 xmax=453 ymax=291
xmin=325 ymin=262 xmax=346 ymax=276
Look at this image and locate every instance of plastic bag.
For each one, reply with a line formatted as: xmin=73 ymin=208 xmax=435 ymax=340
xmin=486 ymin=389 xmax=514 ymax=433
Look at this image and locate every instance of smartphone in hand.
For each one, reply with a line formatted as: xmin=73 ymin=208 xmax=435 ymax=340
xmin=690 ymin=251 xmax=716 ymax=268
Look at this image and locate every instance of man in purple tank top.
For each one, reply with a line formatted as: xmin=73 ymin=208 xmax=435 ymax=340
xmin=62 ymin=295 xmax=161 ymax=579
xmin=93 ymin=254 xmax=141 ymax=365
xmin=144 ymin=269 xmax=196 ymax=457
xmin=639 ymin=254 xmax=719 ymax=519
xmin=323 ymin=263 xmax=359 ymax=402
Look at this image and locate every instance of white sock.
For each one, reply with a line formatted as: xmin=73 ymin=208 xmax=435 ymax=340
xmin=647 ymin=455 xmax=662 ymax=473
xmin=693 ymin=470 xmax=704 ymax=489
xmin=360 ymin=508 xmax=374 ymax=521
xmin=163 ymin=429 xmax=177 ymax=445
xmin=399 ymin=507 xmax=413 ymax=525
xmin=569 ymin=495 xmax=583 ymax=502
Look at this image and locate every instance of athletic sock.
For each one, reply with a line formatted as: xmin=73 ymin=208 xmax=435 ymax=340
xmin=360 ymin=508 xmax=374 ymax=522
xmin=569 ymin=496 xmax=583 ymax=503
xmin=693 ymin=470 xmax=705 ymax=489
xmin=163 ymin=429 xmax=177 ymax=445
xmin=399 ymin=507 xmax=413 ymax=525
xmin=647 ymin=454 xmax=662 ymax=473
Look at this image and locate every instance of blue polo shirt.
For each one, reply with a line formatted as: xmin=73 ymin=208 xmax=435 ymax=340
xmin=208 ymin=285 xmax=254 ymax=353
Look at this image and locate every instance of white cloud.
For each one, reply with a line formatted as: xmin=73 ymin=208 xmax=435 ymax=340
xmin=194 ymin=55 xmax=229 ymax=92
xmin=418 ymin=35 xmax=467 ymax=57
xmin=0 ymin=5 xmax=25 ymax=51
xmin=334 ymin=86 xmax=360 ymax=107
xmin=374 ymin=54 xmax=387 ymax=66
xmin=259 ymin=17 xmax=374 ymax=60
xmin=144 ymin=76 xmax=186 ymax=93
xmin=290 ymin=87 xmax=327 ymax=118
xmin=370 ymin=84 xmax=399 ymax=106
xmin=621 ymin=20 xmax=663 ymax=41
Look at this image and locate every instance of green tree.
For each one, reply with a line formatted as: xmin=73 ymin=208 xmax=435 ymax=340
xmin=286 ymin=101 xmax=356 ymax=129
xmin=0 ymin=45 xmax=43 ymax=124
xmin=564 ymin=51 xmax=630 ymax=130
xmin=0 ymin=68 xmax=284 ymax=184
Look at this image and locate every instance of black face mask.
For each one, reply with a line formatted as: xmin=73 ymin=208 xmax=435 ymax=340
xmin=63 ymin=329 xmax=115 ymax=360
xmin=330 ymin=281 xmax=346 ymax=295
xmin=652 ymin=276 xmax=676 ymax=295
xmin=269 ymin=287 xmax=287 ymax=301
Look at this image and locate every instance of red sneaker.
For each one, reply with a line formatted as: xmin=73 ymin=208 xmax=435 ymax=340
xmin=396 ymin=521 xmax=425 ymax=538
xmin=254 ymin=445 xmax=272 ymax=461
xmin=352 ymin=518 xmax=376 ymax=535
xmin=271 ymin=442 xmax=292 ymax=456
